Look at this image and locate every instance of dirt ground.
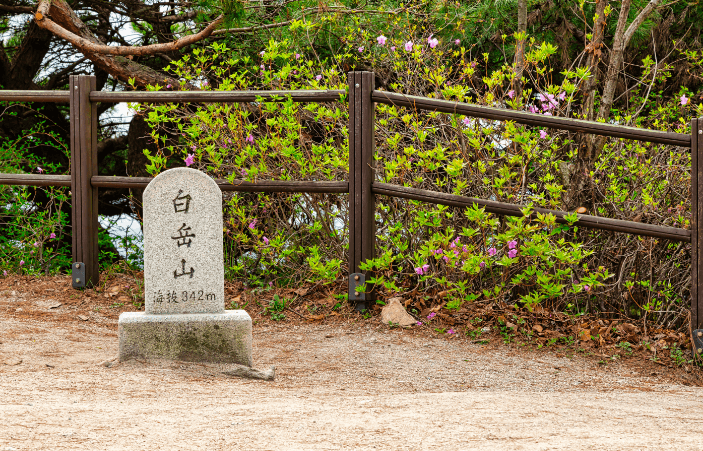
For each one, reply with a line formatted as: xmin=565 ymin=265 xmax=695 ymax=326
xmin=2 ymin=275 xmax=703 ymax=450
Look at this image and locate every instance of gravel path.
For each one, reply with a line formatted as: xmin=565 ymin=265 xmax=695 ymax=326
xmin=2 ymin=310 xmax=703 ymax=450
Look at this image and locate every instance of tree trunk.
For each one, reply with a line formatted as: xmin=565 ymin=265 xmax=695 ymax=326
xmin=512 ymin=0 xmax=528 ymax=99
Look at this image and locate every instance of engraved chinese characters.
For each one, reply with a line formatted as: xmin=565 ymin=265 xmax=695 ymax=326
xmin=143 ymin=167 xmax=224 ymax=314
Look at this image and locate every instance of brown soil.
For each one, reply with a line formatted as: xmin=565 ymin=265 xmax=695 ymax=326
xmin=1 ymin=274 xmax=703 ymax=450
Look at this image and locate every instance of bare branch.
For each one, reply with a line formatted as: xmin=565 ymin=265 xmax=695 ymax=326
xmin=623 ymin=0 xmax=662 ymax=45
xmin=35 ymin=0 xmax=223 ymax=56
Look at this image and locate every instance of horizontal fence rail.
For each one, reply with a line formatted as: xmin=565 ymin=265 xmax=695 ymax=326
xmin=0 ymin=91 xmax=70 ymax=103
xmin=373 ymin=182 xmax=692 ymax=243
xmin=0 ymin=173 xmax=348 ymax=194
xmin=90 ymin=89 xmax=346 ymax=104
xmin=91 ymin=176 xmax=348 ymax=193
xmin=0 ymin=173 xmax=72 ymax=187
xmin=372 ymin=91 xmax=691 ymax=147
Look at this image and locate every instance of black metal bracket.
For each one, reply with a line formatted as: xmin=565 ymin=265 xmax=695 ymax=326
xmin=349 ymin=273 xmax=368 ymax=311
xmin=692 ymin=329 xmax=703 ymax=358
xmin=72 ymin=262 xmax=85 ymax=288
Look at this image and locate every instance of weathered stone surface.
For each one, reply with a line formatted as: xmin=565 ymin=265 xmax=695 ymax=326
xmin=118 ymin=311 xmax=252 ymax=365
xmin=143 ymin=167 xmax=224 ymax=314
xmin=222 ymin=364 xmax=275 ymax=381
xmin=380 ymin=297 xmax=416 ymax=326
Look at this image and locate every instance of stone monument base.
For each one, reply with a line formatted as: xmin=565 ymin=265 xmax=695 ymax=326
xmin=118 ymin=311 xmax=252 ymax=365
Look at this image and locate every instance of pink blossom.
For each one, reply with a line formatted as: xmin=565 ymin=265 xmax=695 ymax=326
xmin=416 ymin=321 xmax=423 ymax=326
xmin=508 ymin=240 xmax=517 ymax=249
xmin=508 ymin=249 xmax=518 ymax=259
xmin=557 ymin=91 xmax=566 ymax=101
xmin=443 ymin=256 xmax=450 ymax=264
xmin=293 ymin=70 xmax=297 ymax=75
xmin=37 ymin=167 xmax=43 ymax=173
xmin=263 ymin=236 xmax=269 ymax=245
xmin=480 ymin=261 xmax=485 ymax=269
xmin=528 ymin=105 xmax=537 ymax=114
xmin=358 ymin=46 xmax=364 ymax=52
xmin=20 ymin=260 xmax=24 ymax=266
xmin=447 ymin=329 xmax=456 ymax=334
xmin=488 ymin=247 xmax=497 ymax=256
xmin=190 ymin=144 xmax=196 ymax=151
xmin=295 ymin=53 xmax=300 ymax=59
xmin=404 ymin=41 xmax=413 ymax=52
xmin=428 ymin=312 xmax=436 ymax=320
xmin=681 ymin=95 xmax=689 ymax=106
xmin=260 ymin=51 xmax=265 ymax=56
xmin=33 ymin=241 xmax=39 ymax=247
xmin=202 ymin=80 xmax=208 ymax=85
xmin=428 ymin=37 xmax=439 ymax=48
xmin=246 ymin=134 xmax=255 ymax=143
xmin=315 ymin=75 xmax=322 ymax=81
xmin=539 ymin=130 xmax=547 ymax=139
xmin=49 ymin=233 xmax=56 ymax=239
xmin=260 ymin=64 xmax=265 ymax=70
xmin=166 ymin=84 xmax=172 ymax=89
xmin=377 ymin=35 xmax=387 ymax=45
xmin=2 ymin=270 xmax=6 ymax=276
xmin=584 ymin=285 xmax=591 ymax=292
xmin=543 ymin=112 xmax=552 ymax=116
xmin=248 ymin=219 xmax=257 ymax=230
xmin=455 ymin=39 xmax=460 ymax=45
xmin=461 ymin=117 xmax=471 ymax=126
xmin=507 ymin=90 xmax=515 ymax=99
xmin=185 ymin=154 xmax=194 ymax=167
xmin=390 ymin=46 xmax=396 ymax=51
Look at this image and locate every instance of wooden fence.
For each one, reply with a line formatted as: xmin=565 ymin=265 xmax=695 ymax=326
xmin=1 ymin=72 xmax=702 ymax=348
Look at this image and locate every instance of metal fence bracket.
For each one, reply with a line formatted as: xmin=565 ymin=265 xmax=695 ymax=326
xmin=349 ymin=273 xmax=366 ymax=312
xmin=693 ymin=330 xmax=703 ymax=358
xmin=72 ymin=262 xmax=86 ymax=288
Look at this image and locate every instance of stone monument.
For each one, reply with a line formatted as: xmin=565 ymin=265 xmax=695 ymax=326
xmin=118 ymin=167 xmax=252 ymax=365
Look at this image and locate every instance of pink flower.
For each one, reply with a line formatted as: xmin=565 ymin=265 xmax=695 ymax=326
xmin=404 ymin=41 xmax=413 ymax=52
xmin=428 ymin=38 xmax=439 ymax=48
xmin=427 ymin=312 xmax=436 ymax=320
xmin=166 ymin=84 xmax=172 ymax=89
xmin=507 ymin=90 xmax=515 ymax=99
xmin=190 ymin=144 xmax=196 ymax=151
xmin=455 ymin=39 xmax=460 ymax=45
xmin=315 ymin=75 xmax=322 ymax=81
xmin=539 ymin=130 xmax=547 ymax=139
xmin=37 ymin=167 xmax=43 ymax=173
xmin=443 ymin=256 xmax=450 ymax=264
xmin=185 ymin=154 xmax=194 ymax=167
xmin=584 ymin=285 xmax=591 ymax=292
xmin=49 ymin=233 xmax=56 ymax=239
xmin=543 ymin=112 xmax=552 ymax=116
xmin=480 ymin=261 xmax=485 ymax=269
xmin=202 ymin=80 xmax=208 ymax=85
xmin=487 ymin=247 xmax=497 ymax=256
xmin=248 ymin=219 xmax=257 ymax=230
xmin=390 ymin=46 xmax=396 ymax=51
xmin=33 ymin=242 xmax=39 ymax=247
xmin=414 ymin=264 xmax=430 ymax=275
xmin=508 ymin=240 xmax=517 ymax=249
xmin=246 ymin=134 xmax=255 ymax=143
xmin=358 ymin=46 xmax=364 ymax=52
xmin=557 ymin=91 xmax=566 ymax=101
xmin=2 ymin=270 xmax=6 ymax=276
xmin=681 ymin=95 xmax=689 ymax=106
xmin=528 ymin=105 xmax=537 ymax=113
xmin=260 ymin=51 xmax=265 ymax=56
xmin=20 ymin=260 xmax=24 ymax=266
xmin=447 ymin=329 xmax=455 ymax=334
xmin=377 ymin=35 xmax=387 ymax=45
xmin=416 ymin=321 xmax=423 ymax=326
xmin=260 ymin=64 xmax=265 ymax=70
xmin=461 ymin=117 xmax=470 ymax=126
xmin=508 ymin=249 xmax=518 ymax=259
xmin=263 ymin=236 xmax=269 ymax=245
xmin=295 ymin=53 xmax=300 ymax=59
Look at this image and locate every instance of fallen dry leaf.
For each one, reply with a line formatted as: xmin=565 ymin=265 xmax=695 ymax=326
xmin=117 ymin=296 xmax=130 ymax=302
xmin=533 ymin=324 xmax=543 ymax=333
xmin=307 ymin=314 xmax=325 ymax=321
xmin=293 ymin=287 xmax=309 ymax=296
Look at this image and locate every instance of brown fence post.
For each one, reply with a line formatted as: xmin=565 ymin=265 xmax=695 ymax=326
xmin=348 ymin=71 xmax=376 ymax=310
xmin=693 ymin=117 xmax=703 ymax=356
xmin=69 ymin=75 xmax=99 ymax=288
